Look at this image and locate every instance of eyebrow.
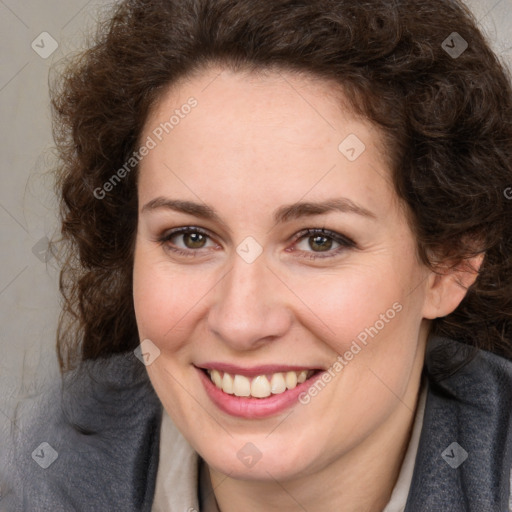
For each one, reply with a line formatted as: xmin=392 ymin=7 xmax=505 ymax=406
xmin=141 ymin=197 xmax=377 ymax=225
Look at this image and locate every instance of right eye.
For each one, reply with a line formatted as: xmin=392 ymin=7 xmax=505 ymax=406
xmin=158 ymin=226 xmax=219 ymax=257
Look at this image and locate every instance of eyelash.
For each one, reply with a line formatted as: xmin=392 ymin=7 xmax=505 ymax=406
xmin=158 ymin=226 xmax=356 ymax=260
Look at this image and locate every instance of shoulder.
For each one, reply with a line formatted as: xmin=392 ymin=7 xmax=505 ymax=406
xmin=405 ymin=336 xmax=512 ymax=511
xmin=426 ymin=335 xmax=512 ymax=396
xmin=1 ymin=352 xmax=162 ymax=512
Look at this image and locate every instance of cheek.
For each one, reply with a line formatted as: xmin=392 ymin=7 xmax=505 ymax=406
xmin=132 ymin=247 xmax=212 ymax=349
xmin=286 ymin=261 xmax=419 ymax=355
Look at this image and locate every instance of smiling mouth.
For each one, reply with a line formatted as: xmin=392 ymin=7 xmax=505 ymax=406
xmin=204 ymin=369 xmax=321 ymax=398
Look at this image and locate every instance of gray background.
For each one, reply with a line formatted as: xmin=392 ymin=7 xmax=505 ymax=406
xmin=0 ymin=0 xmax=511 ymax=436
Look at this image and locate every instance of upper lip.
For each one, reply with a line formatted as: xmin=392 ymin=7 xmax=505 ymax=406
xmin=196 ymin=363 xmax=322 ymax=377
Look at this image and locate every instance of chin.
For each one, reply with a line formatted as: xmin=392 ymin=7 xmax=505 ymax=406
xmin=199 ymin=435 xmax=321 ymax=482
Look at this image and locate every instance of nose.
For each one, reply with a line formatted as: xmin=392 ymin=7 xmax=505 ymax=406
xmin=207 ymin=250 xmax=293 ymax=351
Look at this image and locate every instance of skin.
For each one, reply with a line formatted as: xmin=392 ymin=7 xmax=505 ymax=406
xmin=132 ymin=66 xmax=482 ymax=511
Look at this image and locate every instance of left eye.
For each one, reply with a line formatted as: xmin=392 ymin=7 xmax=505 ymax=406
xmin=291 ymin=228 xmax=355 ymax=258
xmin=296 ymin=233 xmax=338 ymax=252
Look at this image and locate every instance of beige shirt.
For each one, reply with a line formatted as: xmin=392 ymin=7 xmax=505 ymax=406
xmin=152 ymin=382 xmax=427 ymax=512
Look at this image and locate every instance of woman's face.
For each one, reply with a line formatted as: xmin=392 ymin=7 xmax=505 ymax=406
xmin=133 ymin=66 xmax=434 ymax=481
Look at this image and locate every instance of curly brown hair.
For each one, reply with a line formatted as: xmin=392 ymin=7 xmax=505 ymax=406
xmin=51 ymin=0 xmax=512 ymax=371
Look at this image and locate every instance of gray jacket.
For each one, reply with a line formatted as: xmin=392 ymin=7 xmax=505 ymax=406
xmin=1 ymin=336 xmax=511 ymax=511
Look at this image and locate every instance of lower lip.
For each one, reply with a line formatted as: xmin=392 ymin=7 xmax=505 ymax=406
xmin=197 ymin=368 xmax=324 ymax=419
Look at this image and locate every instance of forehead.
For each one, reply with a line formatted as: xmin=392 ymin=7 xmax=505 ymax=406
xmin=137 ymin=66 xmax=398 ymax=219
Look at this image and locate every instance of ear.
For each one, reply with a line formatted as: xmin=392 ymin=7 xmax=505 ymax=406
xmin=422 ymin=252 xmax=485 ymax=320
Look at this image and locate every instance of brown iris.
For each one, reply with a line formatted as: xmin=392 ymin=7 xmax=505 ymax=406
xmin=183 ymin=232 xmax=207 ymax=249
xmin=309 ymin=235 xmax=333 ymax=252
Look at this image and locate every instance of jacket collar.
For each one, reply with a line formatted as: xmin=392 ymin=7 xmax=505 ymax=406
xmin=405 ymin=336 xmax=512 ymax=511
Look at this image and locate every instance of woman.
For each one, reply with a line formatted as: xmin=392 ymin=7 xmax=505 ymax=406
xmin=2 ymin=0 xmax=512 ymax=510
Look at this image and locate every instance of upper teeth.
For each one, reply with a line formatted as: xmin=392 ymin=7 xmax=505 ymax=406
xmin=207 ymin=370 xmax=314 ymax=398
